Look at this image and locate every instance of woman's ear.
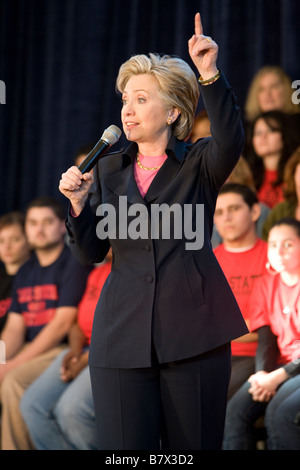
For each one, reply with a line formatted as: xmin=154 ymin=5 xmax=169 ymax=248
xmin=167 ymin=107 xmax=181 ymax=125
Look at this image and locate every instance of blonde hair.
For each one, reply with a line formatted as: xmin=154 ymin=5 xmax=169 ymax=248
xmin=116 ymin=53 xmax=200 ymax=141
xmin=226 ymin=156 xmax=256 ymax=192
xmin=245 ymin=65 xmax=299 ymax=122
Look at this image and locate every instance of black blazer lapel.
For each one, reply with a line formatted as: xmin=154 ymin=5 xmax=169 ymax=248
xmin=104 ymin=163 xmax=145 ymax=206
xmin=144 ymin=138 xmax=188 ymax=204
xmin=144 ymin=156 xmax=182 ymax=204
xmin=103 ymin=137 xmax=188 ymax=205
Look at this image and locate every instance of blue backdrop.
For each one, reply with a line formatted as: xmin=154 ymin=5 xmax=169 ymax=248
xmin=0 ymin=0 xmax=299 ymax=214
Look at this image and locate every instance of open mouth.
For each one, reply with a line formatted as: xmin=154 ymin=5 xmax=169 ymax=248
xmin=125 ymin=122 xmax=139 ymax=129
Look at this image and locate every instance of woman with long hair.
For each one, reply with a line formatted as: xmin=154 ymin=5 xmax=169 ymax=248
xmin=247 ymin=110 xmax=299 ymax=208
xmin=263 ymin=146 xmax=300 ymax=239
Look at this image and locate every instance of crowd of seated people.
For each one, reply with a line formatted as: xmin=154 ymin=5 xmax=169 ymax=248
xmin=191 ymin=64 xmax=300 ymax=450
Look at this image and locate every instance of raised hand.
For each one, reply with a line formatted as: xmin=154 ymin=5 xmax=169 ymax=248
xmin=59 ymin=166 xmax=94 ymax=216
xmin=188 ymin=12 xmax=218 ymax=80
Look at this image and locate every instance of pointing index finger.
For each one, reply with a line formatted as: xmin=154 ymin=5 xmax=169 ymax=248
xmin=195 ymin=12 xmax=203 ymax=36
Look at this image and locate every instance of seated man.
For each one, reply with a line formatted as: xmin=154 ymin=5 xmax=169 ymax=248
xmin=0 ymin=196 xmax=91 ymax=450
xmin=214 ymin=183 xmax=268 ymax=398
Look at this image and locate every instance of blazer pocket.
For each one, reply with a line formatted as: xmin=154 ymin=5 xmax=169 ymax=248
xmin=183 ymin=254 xmax=206 ymax=308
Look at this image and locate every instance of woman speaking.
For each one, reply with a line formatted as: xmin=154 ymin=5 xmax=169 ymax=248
xmin=59 ymin=13 xmax=247 ymax=450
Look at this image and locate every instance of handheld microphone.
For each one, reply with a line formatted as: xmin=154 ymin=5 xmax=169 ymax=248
xmin=78 ymin=125 xmax=122 ymax=174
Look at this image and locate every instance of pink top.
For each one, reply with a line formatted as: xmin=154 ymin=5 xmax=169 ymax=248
xmin=250 ymin=272 xmax=300 ymax=364
xmin=71 ymin=153 xmax=168 ymax=218
xmin=134 ymin=154 xmax=168 ymax=197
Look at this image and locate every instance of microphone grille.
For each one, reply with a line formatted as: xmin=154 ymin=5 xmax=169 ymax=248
xmin=101 ymin=125 xmax=122 ymax=145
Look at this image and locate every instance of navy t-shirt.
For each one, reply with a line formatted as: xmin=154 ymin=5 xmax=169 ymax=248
xmin=0 ymin=264 xmax=14 ymax=333
xmin=10 ymin=245 xmax=91 ymax=341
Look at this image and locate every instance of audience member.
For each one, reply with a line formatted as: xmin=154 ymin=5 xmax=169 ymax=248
xmin=211 ymin=158 xmax=270 ymax=247
xmin=264 ymin=364 xmax=300 ymax=449
xmin=244 ymin=65 xmax=300 ymax=123
xmin=73 ymin=144 xmax=94 ymax=168
xmin=226 ymin=156 xmax=255 ymax=190
xmin=0 ymin=212 xmax=30 ymax=333
xmin=246 ymin=110 xmax=299 ymax=208
xmin=223 ymin=217 xmax=300 ymax=450
xmin=189 ymin=109 xmax=211 ymax=142
xmin=214 ymin=184 xmax=268 ymax=399
xmin=263 ymin=146 xmax=300 ymax=239
xmin=0 ymin=196 xmax=91 ymax=450
xmin=21 ymin=253 xmax=112 ymax=449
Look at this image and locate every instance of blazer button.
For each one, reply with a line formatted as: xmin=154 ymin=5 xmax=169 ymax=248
xmin=145 ymin=275 xmax=153 ymax=283
xmin=143 ymin=244 xmax=151 ymax=252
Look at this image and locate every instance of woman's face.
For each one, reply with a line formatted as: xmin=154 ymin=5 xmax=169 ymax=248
xmin=252 ymin=118 xmax=283 ymax=158
xmin=0 ymin=224 xmax=29 ymax=267
xmin=121 ymin=74 xmax=174 ymax=148
xmin=257 ymin=72 xmax=286 ymax=113
xmin=268 ymin=225 xmax=300 ymax=275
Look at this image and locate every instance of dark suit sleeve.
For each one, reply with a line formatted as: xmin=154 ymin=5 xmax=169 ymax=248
xmin=255 ymin=325 xmax=280 ymax=372
xmin=199 ymin=71 xmax=245 ymax=189
xmin=66 ymin=202 xmax=110 ymax=265
xmin=283 ymin=360 xmax=300 ymax=377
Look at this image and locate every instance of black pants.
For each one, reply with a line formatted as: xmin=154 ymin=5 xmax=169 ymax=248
xmin=89 ymin=343 xmax=231 ymax=450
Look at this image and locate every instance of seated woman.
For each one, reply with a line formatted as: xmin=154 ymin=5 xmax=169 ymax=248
xmin=246 ymin=111 xmax=299 ymax=209
xmin=0 ymin=212 xmax=30 ymax=333
xmin=244 ymin=65 xmax=300 ymax=123
xmin=263 ymin=146 xmax=300 ymax=239
xmin=223 ymin=217 xmax=300 ymax=450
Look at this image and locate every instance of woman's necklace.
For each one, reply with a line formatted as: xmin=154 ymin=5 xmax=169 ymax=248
xmin=136 ymin=153 xmax=164 ymax=171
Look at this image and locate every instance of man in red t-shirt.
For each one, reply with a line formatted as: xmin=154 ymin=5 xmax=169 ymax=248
xmin=214 ymin=183 xmax=268 ymax=398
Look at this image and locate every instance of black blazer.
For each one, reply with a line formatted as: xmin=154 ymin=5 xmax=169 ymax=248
xmin=67 ymin=72 xmax=248 ymax=368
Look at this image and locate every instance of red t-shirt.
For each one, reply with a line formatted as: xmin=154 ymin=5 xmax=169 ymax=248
xmin=249 ymin=272 xmax=300 ymax=364
xmin=77 ymin=261 xmax=111 ymax=345
xmin=214 ymin=238 xmax=268 ymax=356
xmin=257 ymin=170 xmax=284 ymax=209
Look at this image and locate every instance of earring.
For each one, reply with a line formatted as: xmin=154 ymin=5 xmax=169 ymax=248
xmin=266 ymin=262 xmax=277 ymax=276
xmin=167 ymin=118 xmax=172 ymax=125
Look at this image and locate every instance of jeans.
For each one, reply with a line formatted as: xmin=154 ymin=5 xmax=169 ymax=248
xmin=20 ymin=349 xmax=97 ymax=450
xmin=223 ymin=374 xmax=300 ymax=450
xmin=223 ymin=380 xmax=268 ymax=450
xmin=265 ymin=374 xmax=300 ymax=450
